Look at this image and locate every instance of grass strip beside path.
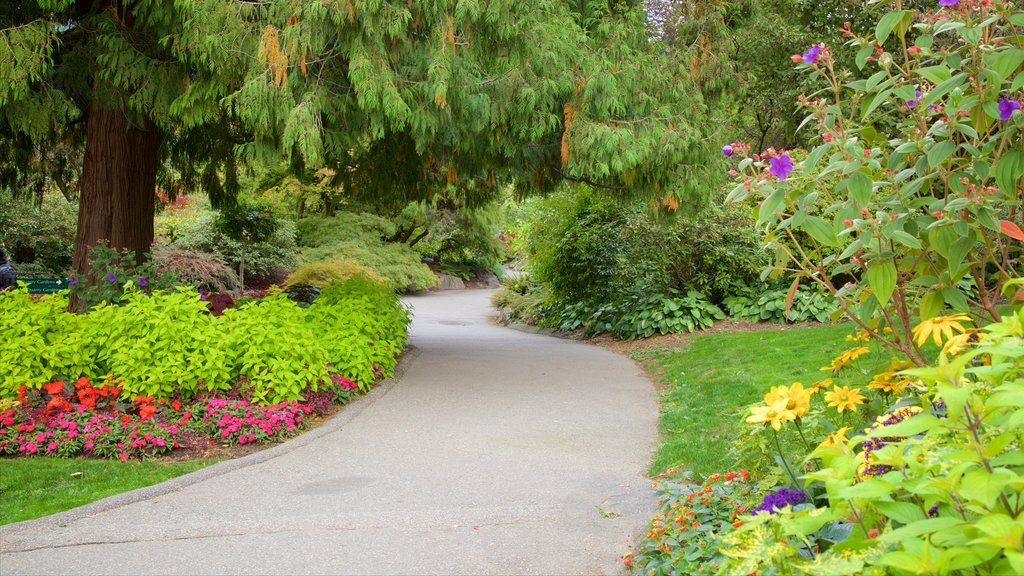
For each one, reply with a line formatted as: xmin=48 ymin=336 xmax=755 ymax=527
xmin=0 ymin=458 xmax=214 ymax=525
xmin=646 ymin=322 xmax=855 ymax=477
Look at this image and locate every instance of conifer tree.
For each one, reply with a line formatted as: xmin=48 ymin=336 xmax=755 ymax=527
xmin=1 ymin=0 xmax=718 ymax=285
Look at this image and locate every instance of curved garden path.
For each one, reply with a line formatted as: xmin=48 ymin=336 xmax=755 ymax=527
xmin=0 ymin=290 xmax=658 ymax=575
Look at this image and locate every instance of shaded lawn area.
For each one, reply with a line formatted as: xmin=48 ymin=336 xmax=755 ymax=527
xmin=647 ymin=322 xmax=857 ymax=477
xmin=0 ymin=458 xmax=214 ymax=525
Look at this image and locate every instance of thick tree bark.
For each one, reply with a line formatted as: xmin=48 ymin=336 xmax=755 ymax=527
xmin=70 ymin=107 xmax=161 ymax=304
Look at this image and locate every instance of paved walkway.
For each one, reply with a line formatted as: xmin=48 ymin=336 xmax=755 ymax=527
xmin=0 ymin=290 xmax=659 ymax=575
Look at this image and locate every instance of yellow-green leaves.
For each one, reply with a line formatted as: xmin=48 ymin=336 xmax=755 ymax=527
xmin=867 ymin=260 xmax=897 ymax=308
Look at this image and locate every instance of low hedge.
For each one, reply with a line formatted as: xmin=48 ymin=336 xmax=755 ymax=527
xmin=0 ymin=278 xmax=410 ymax=404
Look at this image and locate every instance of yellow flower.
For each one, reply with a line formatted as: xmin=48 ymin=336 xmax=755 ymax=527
xmin=824 ymin=385 xmax=866 ymax=413
xmin=912 ymin=313 xmax=971 ymax=347
xmin=809 ymin=378 xmax=833 ymax=393
xmin=763 ymin=382 xmax=811 ymax=417
xmin=746 ymin=399 xmax=797 ymax=431
xmin=821 ymin=346 xmax=871 ymax=372
xmin=867 ymin=370 xmax=908 ymax=394
xmin=846 ymin=331 xmax=871 ymax=342
xmin=818 ymin=426 xmax=852 ymax=449
xmin=942 ymin=330 xmax=984 ymax=356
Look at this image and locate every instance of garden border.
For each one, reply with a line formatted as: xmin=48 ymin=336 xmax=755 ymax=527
xmin=0 ymin=346 xmax=421 ymax=536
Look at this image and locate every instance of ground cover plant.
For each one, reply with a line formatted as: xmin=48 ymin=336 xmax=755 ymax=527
xmin=0 ymin=457 xmax=213 ymax=525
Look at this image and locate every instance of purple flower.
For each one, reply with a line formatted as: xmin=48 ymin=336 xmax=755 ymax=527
xmin=908 ymin=90 xmax=922 ymax=108
xmin=938 ymin=0 xmax=959 ymax=6
xmin=998 ymin=98 xmax=1021 ymax=121
xmin=105 ymin=273 xmax=116 ymax=283
xmin=803 ymin=44 xmax=822 ymax=64
xmin=769 ymin=153 xmax=794 ymax=180
xmin=928 ymin=505 xmax=940 ymax=517
xmin=138 ymin=277 xmax=147 ymax=287
xmin=68 ymin=277 xmax=77 ymax=286
xmin=722 ymin=144 xmax=735 ymax=157
xmin=753 ymin=488 xmax=808 ymax=515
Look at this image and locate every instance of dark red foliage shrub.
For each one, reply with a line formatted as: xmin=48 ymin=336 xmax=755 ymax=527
xmin=206 ymin=292 xmax=235 ymax=316
xmin=153 ymin=248 xmax=240 ymax=292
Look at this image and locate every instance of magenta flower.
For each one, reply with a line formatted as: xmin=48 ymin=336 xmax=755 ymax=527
xmin=938 ymin=0 xmax=959 ymax=6
xmin=999 ymin=98 xmax=1021 ymax=121
xmin=722 ymin=144 xmax=735 ymax=157
xmin=769 ymin=153 xmax=794 ymax=180
xmin=802 ymin=45 xmax=822 ymax=64
xmin=106 ymin=273 xmax=116 ymax=283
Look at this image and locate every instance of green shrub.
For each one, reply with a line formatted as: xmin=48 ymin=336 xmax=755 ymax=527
xmin=0 ymin=191 xmax=77 ymax=276
xmin=297 ymin=214 xmax=437 ymax=291
xmin=0 ymin=279 xmax=410 ymax=404
xmin=71 ymin=243 xmax=179 ymax=310
xmin=546 ymin=290 xmax=725 ymax=339
xmin=285 ymin=260 xmax=384 ymax=288
xmin=724 ymin=285 xmax=839 ymax=324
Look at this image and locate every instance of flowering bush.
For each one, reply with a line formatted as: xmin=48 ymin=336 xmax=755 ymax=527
xmin=712 ymin=2 xmax=1024 ymax=574
xmin=726 ymin=0 xmax=1023 ymax=366
xmin=196 ymin=397 xmax=309 ymax=445
xmin=626 ymin=469 xmax=757 ymax=575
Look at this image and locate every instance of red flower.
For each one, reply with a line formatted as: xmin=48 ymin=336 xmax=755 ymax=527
xmin=134 ymin=396 xmax=155 ymax=405
xmin=17 ymin=385 xmax=27 ymax=405
xmin=739 ymin=469 xmax=750 ymax=481
xmin=725 ymin=471 xmax=737 ymax=481
xmin=120 ymin=415 xmax=132 ymax=425
xmin=77 ymin=387 xmax=99 ymax=409
xmin=43 ymin=381 xmax=65 ymax=395
xmin=171 ymin=399 xmax=182 ymax=411
xmin=139 ymin=405 xmax=157 ymax=420
xmin=47 ymin=396 xmax=72 ymax=412
xmin=74 ymin=376 xmax=91 ymax=389
xmin=732 ymin=521 xmax=744 ymax=528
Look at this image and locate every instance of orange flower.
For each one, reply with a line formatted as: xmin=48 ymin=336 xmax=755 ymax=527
xmin=43 ymin=381 xmax=65 ymax=395
xmin=120 ymin=414 xmax=132 ymax=425
xmin=139 ymin=404 xmax=157 ymax=420
xmin=47 ymin=396 xmax=71 ymax=412
xmin=74 ymin=376 xmax=91 ymax=389
xmin=17 ymin=385 xmax=27 ymax=405
xmin=77 ymin=387 xmax=99 ymax=409
xmin=134 ymin=396 xmax=155 ymax=405
xmin=732 ymin=521 xmax=744 ymax=528
xmin=171 ymin=399 xmax=182 ymax=411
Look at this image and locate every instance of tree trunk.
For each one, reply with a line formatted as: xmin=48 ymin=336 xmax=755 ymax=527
xmin=70 ymin=107 xmax=161 ymax=307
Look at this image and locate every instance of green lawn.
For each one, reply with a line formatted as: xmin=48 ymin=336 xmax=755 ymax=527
xmin=645 ymin=322 xmax=858 ymax=477
xmin=0 ymin=458 xmax=214 ymax=525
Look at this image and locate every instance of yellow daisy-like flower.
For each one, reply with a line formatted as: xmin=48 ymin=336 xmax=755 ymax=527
xmin=824 ymin=385 xmax=866 ymax=414
xmin=846 ymin=331 xmax=871 ymax=342
xmin=867 ymin=370 xmax=909 ymax=394
xmin=821 ymin=346 xmax=871 ymax=372
xmin=746 ymin=399 xmax=797 ymax=431
xmin=942 ymin=330 xmax=984 ymax=356
xmin=763 ymin=382 xmax=811 ymax=417
xmin=809 ymin=378 xmax=833 ymax=393
xmin=818 ymin=426 xmax=852 ymax=449
xmin=912 ymin=313 xmax=972 ymax=347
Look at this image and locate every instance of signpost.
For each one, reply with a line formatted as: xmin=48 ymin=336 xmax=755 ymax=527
xmin=24 ymin=278 xmax=68 ymax=295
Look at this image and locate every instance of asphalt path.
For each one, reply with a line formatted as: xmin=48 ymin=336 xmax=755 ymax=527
xmin=0 ymin=290 xmax=659 ymax=575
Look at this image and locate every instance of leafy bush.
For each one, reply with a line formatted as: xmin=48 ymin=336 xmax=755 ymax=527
xmin=69 ymin=243 xmax=178 ymax=310
xmin=297 ymin=214 xmax=437 ymax=291
xmin=491 ymin=274 xmax=550 ymax=326
xmin=0 ymin=191 xmax=76 ymax=276
xmin=724 ymin=285 xmax=839 ymax=323
xmin=285 ymin=259 xmax=384 ymax=288
xmin=160 ymin=208 xmax=296 ymax=286
xmin=0 ymin=278 xmax=410 ymax=404
xmin=153 ymin=248 xmax=241 ymax=293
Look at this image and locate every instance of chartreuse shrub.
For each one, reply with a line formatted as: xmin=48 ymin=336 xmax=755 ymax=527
xmin=0 ymin=279 xmax=410 ymax=404
xmin=296 ymin=214 xmax=437 ymax=291
xmin=285 ymin=259 xmax=384 ymax=288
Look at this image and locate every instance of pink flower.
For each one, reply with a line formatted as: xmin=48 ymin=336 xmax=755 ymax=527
xmin=119 ymin=453 xmax=129 ymax=461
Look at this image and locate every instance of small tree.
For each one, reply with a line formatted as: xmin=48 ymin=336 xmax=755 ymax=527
xmin=215 ymin=199 xmax=278 ymax=290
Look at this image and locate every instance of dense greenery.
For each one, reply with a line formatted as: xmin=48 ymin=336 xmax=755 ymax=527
xmin=0 ymin=191 xmax=76 ymax=277
xmin=0 ymin=277 xmax=409 ymax=404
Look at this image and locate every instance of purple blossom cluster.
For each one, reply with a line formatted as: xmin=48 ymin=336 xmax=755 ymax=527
xmin=752 ymin=488 xmax=808 ymax=514
xmin=861 ymin=407 xmax=919 ymax=476
xmin=200 ymin=398 xmax=310 ymax=445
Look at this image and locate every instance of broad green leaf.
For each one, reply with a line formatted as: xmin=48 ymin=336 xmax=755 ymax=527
xmin=920 ymin=290 xmax=945 ymax=320
xmin=848 ymin=172 xmax=873 ymax=206
xmin=867 ymin=260 xmax=897 ymax=308
xmin=927 ymin=141 xmax=957 ymax=168
xmin=876 ymin=10 xmax=910 ymax=44
xmin=801 ymin=216 xmax=839 ymax=247
xmin=995 ymin=150 xmax=1024 ymax=196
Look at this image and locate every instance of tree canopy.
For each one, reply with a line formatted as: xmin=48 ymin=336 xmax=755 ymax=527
xmin=1 ymin=0 xmax=721 ymax=279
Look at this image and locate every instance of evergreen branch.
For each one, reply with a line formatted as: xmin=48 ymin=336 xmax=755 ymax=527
xmin=549 ymin=163 xmax=626 ymax=190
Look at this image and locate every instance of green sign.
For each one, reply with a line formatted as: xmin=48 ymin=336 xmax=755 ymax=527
xmin=24 ymin=278 xmax=69 ymax=295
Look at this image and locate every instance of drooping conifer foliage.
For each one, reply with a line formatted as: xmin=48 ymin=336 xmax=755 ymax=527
xmin=0 ymin=0 xmax=719 ymax=288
